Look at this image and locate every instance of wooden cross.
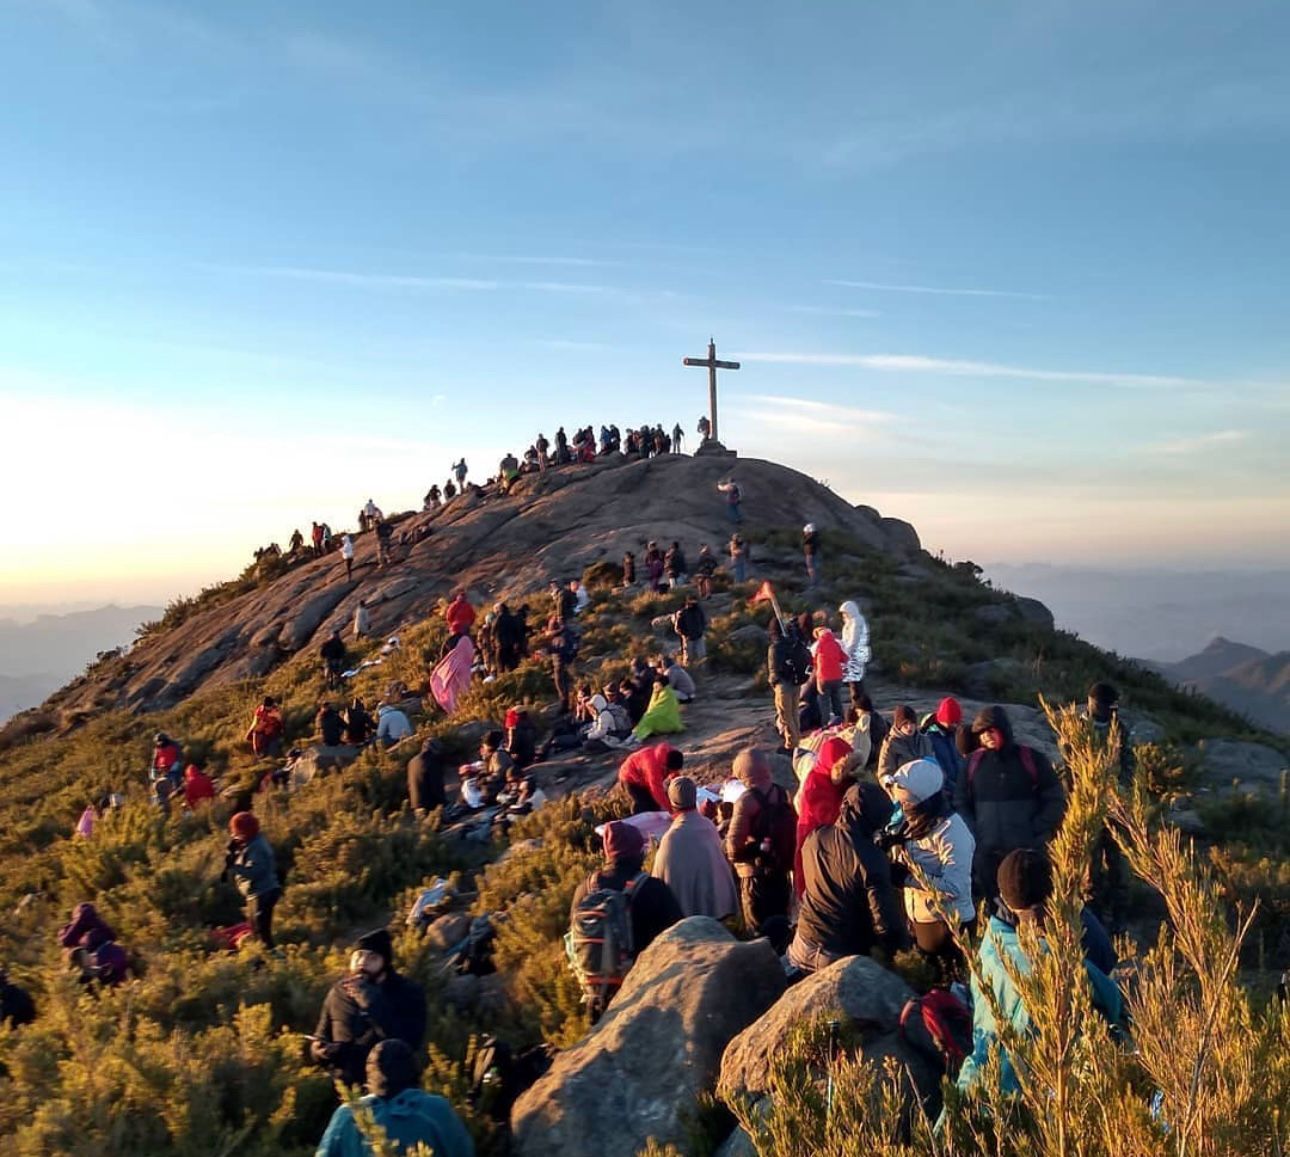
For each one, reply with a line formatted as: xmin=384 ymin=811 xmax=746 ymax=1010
xmin=682 ymin=337 xmax=740 ymax=443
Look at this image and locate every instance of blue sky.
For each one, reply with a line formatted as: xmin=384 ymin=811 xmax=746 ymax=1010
xmin=2 ymin=0 xmax=1288 ymax=602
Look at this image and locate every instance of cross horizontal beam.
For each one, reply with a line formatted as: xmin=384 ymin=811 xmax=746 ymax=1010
xmin=683 ymin=357 xmax=741 ymax=370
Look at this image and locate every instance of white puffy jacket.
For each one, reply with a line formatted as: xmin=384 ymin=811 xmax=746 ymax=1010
xmin=839 ymin=600 xmax=871 ymax=683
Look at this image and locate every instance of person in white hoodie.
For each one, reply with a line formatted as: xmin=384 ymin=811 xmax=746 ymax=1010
xmin=839 ymin=600 xmax=871 ymax=706
xmin=880 ymin=757 xmax=976 ymax=985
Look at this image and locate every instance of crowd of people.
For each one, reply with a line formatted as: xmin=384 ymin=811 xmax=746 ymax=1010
xmin=38 ymin=434 xmax=1163 ymax=1156
xmin=572 ymin=673 xmax=1134 ymax=1112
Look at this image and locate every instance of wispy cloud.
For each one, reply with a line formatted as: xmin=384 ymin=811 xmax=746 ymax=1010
xmin=206 ymin=265 xmax=608 ymax=295
xmin=740 ymin=393 xmax=897 ymax=436
xmin=787 ymin=305 xmax=882 ymax=319
xmin=1142 ymin=430 xmax=1251 ymax=455
xmin=825 ymin=279 xmax=1046 ymax=301
xmin=451 ymin=254 xmax=619 ymax=268
xmin=737 ymin=351 xmax=1195 ymax=389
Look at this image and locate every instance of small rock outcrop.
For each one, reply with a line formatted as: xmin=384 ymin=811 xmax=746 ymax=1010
xmin=718 ymin=955 xmax=913 ymax=1102
xmin=511 ymin=917 xmax=785 ymax=1157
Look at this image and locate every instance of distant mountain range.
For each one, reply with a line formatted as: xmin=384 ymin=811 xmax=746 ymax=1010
xmin=1149 ymin=637 xmax=1290 ymax=735
xmin=983 ymin=563 xmax=1290 ymax=662
xmin=0 ymin=605 xmax=162 ymax=722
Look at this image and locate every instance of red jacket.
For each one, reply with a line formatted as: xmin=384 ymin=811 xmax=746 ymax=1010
xmin=618 ymin=743 xmax=678 ymax=810
xmin=793 ymin=736 xmax=851 ymax=897
xmin=445 ymin=596 xmax=477 ymax=636
xmin=183 ymin=766 xmax=215 ymax=808
xmin=153 ymin=743 xmax=182 ymax=775
xmin=813 ymin=630 xmax=845 ymax=683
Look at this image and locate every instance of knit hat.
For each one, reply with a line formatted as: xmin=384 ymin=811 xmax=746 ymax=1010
xmin=998 ymin=848 xmax=1053 ymax=913
xmin=355 ymin=927 xmax=394 ymax=967
xmin=603 ymin=820 xmax=645 ymax=862
xmin=935 ymin=697 xmax=962 ymax=728
xmin=884 ymin=758 xmax=943 ymax=805
xmin=229 ymin=812 xmax=260 ymax=840
xmin=667 ymin=775 xmax=697 ymax=811
xmin=892 ymin=705 xmax=917 ymax=729
xmin=366 ymin=1039 xmax=420 ymax=1098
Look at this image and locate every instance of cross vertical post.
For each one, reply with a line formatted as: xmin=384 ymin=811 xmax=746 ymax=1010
xmin=682 ymin=337 xmax=740 ymax=444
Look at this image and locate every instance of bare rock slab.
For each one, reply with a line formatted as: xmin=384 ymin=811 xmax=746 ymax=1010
xmin=511 ymin=916 xmax=785 ymax=1157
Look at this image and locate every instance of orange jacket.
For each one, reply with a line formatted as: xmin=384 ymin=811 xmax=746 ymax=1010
xmin=445 ymin=596 xmax=477 ymax=636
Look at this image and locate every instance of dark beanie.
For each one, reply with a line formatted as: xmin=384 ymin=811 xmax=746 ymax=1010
xmin=366 ymin=1039 xmax=420 ymax=1098
xmin=355 ymin=927 xmax=394 ymax=967
xmin=603 ymin=820 xmax=645 ymax=862
xmin=998 ymin=848 xmax=1053 ymax=913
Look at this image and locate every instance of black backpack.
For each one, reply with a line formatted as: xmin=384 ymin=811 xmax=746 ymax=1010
xmin=784 ymin=633 xmax=813 ymax=686
xmin=750 ymin=785 xmax=797 ymax=874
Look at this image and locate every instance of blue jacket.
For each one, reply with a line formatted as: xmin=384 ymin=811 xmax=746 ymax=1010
xmin=957 ymin=915 xmax=1123 ymax=1096
xmin=923 ymin=724 xmax=964 ymax=797
xmin=316 ymin=1088 xmax=474 ymax=1157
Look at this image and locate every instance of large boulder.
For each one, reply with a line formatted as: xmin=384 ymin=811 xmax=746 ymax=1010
xmin=1197 ymin=738 xmax=1287 ymax=789
xmin=718 ymin=955 xmax=914 ymax=1102
xmin=511 ymin=917 xmax=786 ymax=1157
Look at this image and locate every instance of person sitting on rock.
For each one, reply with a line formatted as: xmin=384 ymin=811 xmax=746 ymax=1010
xmin=343 ymin=698 xmax=375 ymax=745
xmin=222 ymin=811 xmax=281 ymax=947
xmin=375 ymin=702 xmax=414 ymax=748
xmin=954 ymin=706 xmax=1066 ymax=903
xmin=876 ymin=704 xmax=934 ymax=783
xmin=617 ymin=742 xmax=684 ymax=813
xmin=568 ymin=821 xmax=683 ymax=1018
xmin=407 ymin=736 xmax=447 ymax=815
xmin=652 ymin=776 xmax=738 ymax=921
xmin=316 ymin=1039 xmax=474 ymax=1157
xmin=504 ymin=705 xmax=538 ymax=768
xmin=629 ymin=673 xmax=684 ymax=744
xmin=580 ymin=692 xmax=624 ymax=752
xmin=660 ymin=653 xmax=696 ymax=704
xmin=879 ymin=758 xmax=976 ymax=986
xmin=788 ymin=782 xmax=907 ymax=975
xmin=316 ymin=702 xmax=346 ymax=747
xmin=724 ymin=747 xmax=796 ymax=946
xmin=956 ymin=848 xmax=1124 ymax=1100
xmin=150 ymin=732 xmax=184 ymax=808
xmin=311 ymin=929 xmax=427 ymax=1095
xmin=182 ymin=761 xmax=216 ymax=809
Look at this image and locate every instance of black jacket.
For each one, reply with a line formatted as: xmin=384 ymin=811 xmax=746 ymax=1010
xmin=317 ymin=708 xmax=345 ymax=747
xmin=795 ymin=784 xmax=906 ymax=960
xmin=570 ymin=858 xmax=683 ymax=958
xmin=407 ymin=739 xmax=447 ymax=811
xmin=320 ymin=637 xmax=346 ymax=663
xmin=675 ymin=604 xmax=706 ymax=640
xmin=953 ymin=707 xmax=1066 ymax=887
xmin=315 ymin=969 xmax=427 ymax=1090
xmin=495 ymin=610 xmax=525 ymax=655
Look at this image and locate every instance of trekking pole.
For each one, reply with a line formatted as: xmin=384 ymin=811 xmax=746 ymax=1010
xmin=825 ymin=1018 xmax=841 ymax=1121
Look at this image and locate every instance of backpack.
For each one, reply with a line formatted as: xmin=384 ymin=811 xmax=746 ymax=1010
xmin=966 ymin=744 xmax=1038 ymax=788
xmin=606 ymin=703 xmax=632 ymax=738
xmin=899 ymin=990 xmax=973 ymax=1075
xmin=783 ymin=633 xmax=813 ymax=686
xmin=469 ymin=1034 xmax=556 ymax=1122
xmin=749 ymin=785 xmax=797 ymax=874
xmin=565 ymin=871 xmax=647 ymax=1014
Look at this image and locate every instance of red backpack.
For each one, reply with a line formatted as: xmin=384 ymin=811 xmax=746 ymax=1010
xmin=899 ymin=989 xmax=973 ymax=1075
xmin=966 ymin=744 xmax=1038 ymax=787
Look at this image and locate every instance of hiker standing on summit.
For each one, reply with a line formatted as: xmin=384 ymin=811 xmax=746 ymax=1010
xmin=954 ymin=705 xmax=1066 ymax=902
